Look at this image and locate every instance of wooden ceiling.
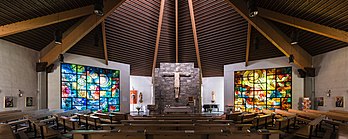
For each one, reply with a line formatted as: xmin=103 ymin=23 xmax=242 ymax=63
xmin=0 ymin=0 xmax=347 ymax=76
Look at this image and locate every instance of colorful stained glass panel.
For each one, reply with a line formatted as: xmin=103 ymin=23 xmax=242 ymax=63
xmin=234 ymin=67 xmax=292 ymax=112
xmin=61 ymin=63 xmax=120 ymax=112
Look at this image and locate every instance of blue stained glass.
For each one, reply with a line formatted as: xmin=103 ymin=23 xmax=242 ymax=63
xmin=100 ymin=74 xmax=111 ymax=90
xmin=73 ymin=98 xmax=87 ymax=105
xmin=87 ymin=105 xmax=99 ymax=112
xmin=62 ymin=98 xmax=72 ymax=110
xmin=87 ymin=99 xmax=99 ymax=106
xmin=77 ymin=75 xmax=86 ymax=90
xmin=77 ymin=65 xmax=86 ymax=73
xmin=61 ymin=63 xmax=120 ymax=112
xmin=100 ymin=98 xmax=108 ymax=112
xmin=62 ymin=74 xmax=77 ymax=82
xmin=73 ymin=106 xmax=86 ymax=110
xmin=62 ymin=63 xmax=76 ymax=74
xmin=108 ymin=98 xmax=119 ymax=104
xmin=100 ymin=91 xmax=111 ymax=97
xmin=87 ymin=84 xmax=99 ymax=91
xmin=87 ymin=91 xmax=100 ymax=100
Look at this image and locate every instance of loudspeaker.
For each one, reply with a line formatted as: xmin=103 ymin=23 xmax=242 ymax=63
xmin=305 ymin=68 xmax=315 ymax=77
xmin=46 ymin=64 xmax=55 ymax=73
xmin=58 ymin=54 xmax=64 ymax=63
xmin=36 ymin=62 xmax=48 ymax=72
xmin=297 ymin=69 xmax=306 ymax=78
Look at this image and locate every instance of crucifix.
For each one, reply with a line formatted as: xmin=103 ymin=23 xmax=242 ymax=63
xmin=162 ymin=70 xmax=191 ymax=101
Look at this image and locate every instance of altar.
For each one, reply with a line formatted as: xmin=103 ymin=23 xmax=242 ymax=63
xmin=163 ymin=106 xmax=192 ymax=114
xmin=203 ymin=104 xmax=219 ymax=112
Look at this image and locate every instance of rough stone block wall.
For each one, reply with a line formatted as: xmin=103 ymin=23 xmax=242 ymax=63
xmin=154 ymin=63 xmax=201 ymax=113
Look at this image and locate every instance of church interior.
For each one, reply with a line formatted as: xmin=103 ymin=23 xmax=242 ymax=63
xmin=0 ymin=0 xmax=348 ymax=139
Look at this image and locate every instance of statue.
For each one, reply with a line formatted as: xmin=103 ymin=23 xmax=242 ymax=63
xmin=139 ymin=92 xmax=143 ymax=103
xmin=162 ymin=70 xmax=191 ymax=101
xmin=211 ymin=91 xmax=216 ymax=103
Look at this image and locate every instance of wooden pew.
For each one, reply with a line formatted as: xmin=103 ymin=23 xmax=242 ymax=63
xmin=294 ymin=116 xmax=325 ymax=139
xmin=302 ymin=109 xmax=348 ymax=122
xmin=28 ymin=109 xmax=66 ymax=139
xmin=120 ymin=120 xmax=195 ymax=125
xmin=303 ymin=109 xmax=348 ymax=132
xmin=119 ymin=119 xmax=234 ymax=125
xmin=272 ymin=109 xmax=297 ymax=132
xmin=226 ymin=112 xmax=243 ymax=121
xmin=0 ymin=124 xmax=18 ymax=139
xmin=325 ymin=112 xmax=348 ymax=123
xmin=71 ymin=128 xmax=282 ymax=139
xmin=287 ymin=109 xmax=321 ymax=123
xmin=0 ymin=110 xmax=22 ymax=116
xmin=101 ymin=123 xmax=242 ymax=132
xmin=132 ymin=116 xmax=222 ymax=120
xmin=234 ymin=113 xmax=257 ymax=124
xmin=93 ymin=112 xmax=121 ymax=124
xmin=329 ymin=110 xmax=348 ymax=115
xmin=54 ymin=109 xmax=79 ymax=132
xmin=252 ymin=114 xmax=273 ymax=129
xmin=338 ymin=125 xmax=348 ymax=139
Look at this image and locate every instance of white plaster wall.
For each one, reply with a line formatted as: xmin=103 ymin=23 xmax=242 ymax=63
xmin=224 ymin=56 xmax=304 ymax=110
xmin=47 ymin=53 xmax=130 ymax=113
xmin=202 ymin=77 xmax=224 ymax=111
xmin=0 ymin=40 xmax=39 ymax=111
xmin=129 ymin=76 xmax=153 ymax=112
xmin=313 ymin=46 xmax=348 ymax=111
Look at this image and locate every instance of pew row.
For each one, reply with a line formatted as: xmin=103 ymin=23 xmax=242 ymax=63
xmin=70 ymin=129 xmax=283 ymax=139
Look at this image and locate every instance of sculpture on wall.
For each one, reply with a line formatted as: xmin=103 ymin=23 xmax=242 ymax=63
xmin=162 ymin=71 xmax=191 ymax=101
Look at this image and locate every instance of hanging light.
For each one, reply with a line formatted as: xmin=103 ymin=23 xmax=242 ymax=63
xmin=54 ymin=30 xmax=62 ymax=44
xmin=94 ymin=0 xmax=104 ymax=16
xmin=290 ymin=30 xmax=299 ymax=45
xmin=289 ymin=54 xmax=294 ymax=64
xmin=247 ymin=0 xmax=258 ymax=17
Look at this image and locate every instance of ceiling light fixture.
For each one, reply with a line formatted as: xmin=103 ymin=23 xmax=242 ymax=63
xmin=290 ymin=30 xmax=299 ymax=45
xmin=94 ymin=0 xmax=104 ymax=16
xmin=54 ymin=30 xmax=62 ymax=44
xmin=247 ymin=0 xmax=258 ymax=17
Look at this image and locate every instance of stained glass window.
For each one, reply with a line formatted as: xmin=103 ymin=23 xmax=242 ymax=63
xmin=61 ymin=63 xmax=120 ymax=112
xmin=234 ymin=67 xmax=292 ymax=112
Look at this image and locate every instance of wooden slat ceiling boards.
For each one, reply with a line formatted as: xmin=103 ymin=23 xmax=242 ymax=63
xmin=0 ymin=0 xmax=347 ymax=76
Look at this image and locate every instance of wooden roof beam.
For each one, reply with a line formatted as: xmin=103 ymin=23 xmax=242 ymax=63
xmin=258 ymin=8 xmax=348 ymax=43
xmin=0 ymin=5 xmax=94 ymax=37
xmin=102 ymin=21 xmax=108 ymax=65
xmin=245 ymin=23 xmax=251 ymax=67
xmin=39 ymin=0 xmax=126 ymax=65
xmin=152 ymin=0 xmax=166 ymax=78
xmin=224 ymin=0 xmax=312 ymax=69
xmin=175 ymin=0 xmax=178 ymax=63
xmin=188 ymin=0 xmax=202 ymax=73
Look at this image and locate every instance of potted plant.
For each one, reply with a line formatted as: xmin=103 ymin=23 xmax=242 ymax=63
xmin=136 ymin=106 xmax=141 ymax=114
xmin=208 ymin=108 xmax=213 ymax=113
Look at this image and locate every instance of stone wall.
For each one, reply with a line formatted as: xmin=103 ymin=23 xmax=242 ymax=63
xmin=154 ymin=63 xmax=201 ymax=113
